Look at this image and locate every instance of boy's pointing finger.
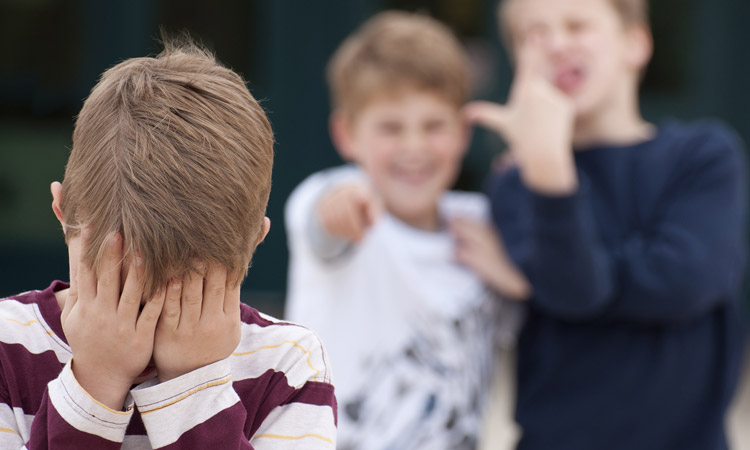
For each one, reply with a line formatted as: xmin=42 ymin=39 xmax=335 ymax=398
xmin=462 ymin=101 xmax=512 ymax=135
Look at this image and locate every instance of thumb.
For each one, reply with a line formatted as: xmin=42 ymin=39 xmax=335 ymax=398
xmin=462 ymin=101 xmax=513 ymax=137
xmin=362 ymin=189 xmax=384 ymax=228
xmin=61 ymin=284 xmax=79 ymax=327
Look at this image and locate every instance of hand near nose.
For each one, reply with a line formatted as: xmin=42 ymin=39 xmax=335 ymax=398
xmin=61 ymin=228 xmax=166 ymax=410
xmin=463 ymin=39 xmax=577 ymax=194
xmin=153 ymin=264 xmax=242 ymax=382
xmin=317 ymin=182 xmax=384 ymax=243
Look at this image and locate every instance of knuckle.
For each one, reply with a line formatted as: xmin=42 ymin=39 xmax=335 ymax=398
xmin=186 ymin=293 xmax=202 ymax=305
xmin=121 ymin=293 xmax=139 ymax=305
xmin=164 ymin=306 xmax=180 ymax=318
xmin=208 ymin=285 xmax=224 ymax=298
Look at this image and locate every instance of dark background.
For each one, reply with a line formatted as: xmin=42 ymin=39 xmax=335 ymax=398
xmin=1 ymin=0 xmax=748 ymax=316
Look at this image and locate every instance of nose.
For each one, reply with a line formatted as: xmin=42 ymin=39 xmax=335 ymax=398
xmin=544 ymin=26 xmax=573 ymax=56
xmin=402 ymin=128 xmax=426 ymax=158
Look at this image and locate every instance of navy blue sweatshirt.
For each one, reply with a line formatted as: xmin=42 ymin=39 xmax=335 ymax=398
xmin=489 ymin=120 xmax=747 ymax=450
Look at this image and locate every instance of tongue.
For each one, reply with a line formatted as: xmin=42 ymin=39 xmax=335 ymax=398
xmin=555 ymin=69 xmax=582 ymax=93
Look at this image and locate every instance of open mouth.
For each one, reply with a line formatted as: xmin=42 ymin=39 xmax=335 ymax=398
xmin=393 ymin=166 xmax=433 ymax=186
xmin=554 ymin=66 xmax=585 ymax=94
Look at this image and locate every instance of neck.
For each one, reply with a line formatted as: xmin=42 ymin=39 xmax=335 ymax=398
xmin=572 ymin=82 xmax=654 ymax=148
xmin=392 ymin=206 xmax=442 ymax=231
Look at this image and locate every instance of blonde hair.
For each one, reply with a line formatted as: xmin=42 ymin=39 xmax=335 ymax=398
xmin=498 ymin=0 xmax=650 ymax=48
xmin=61 ymin=40 xmax=274 ymax=298
xmin=327 ymin=10 xmax=470 ymax=117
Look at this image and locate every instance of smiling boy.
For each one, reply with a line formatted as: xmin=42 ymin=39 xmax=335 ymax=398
xmin=285 ymin=11 xmax=528 ymax=450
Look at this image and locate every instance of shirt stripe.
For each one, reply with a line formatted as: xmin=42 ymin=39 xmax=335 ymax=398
xmin=1 ymin=282 xmax=337 ymax=448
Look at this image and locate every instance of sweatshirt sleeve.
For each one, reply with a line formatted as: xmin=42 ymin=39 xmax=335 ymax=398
xmin=522 ymin=181 xmax=617 ymax=319
xmin=249 ymin=380 xmax=337 ymax=450
xmin=131 ymin=335 xmax=337 ymax=449
xmin=6 ymin=361 xmax=133 ymax=449
xmin=496 ymin=125 xmax=747 ymax=322
xmin=130 ymin=358 xmax=247 ymax=449
xmin=246 ymin=327 xmax=337 ymax=450
xmin=608 ymin=129 xmax=747 ymax=321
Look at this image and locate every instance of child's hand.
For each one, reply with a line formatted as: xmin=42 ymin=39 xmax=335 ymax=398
xmin=451 ymin=218 xmax=531 ymax=300
xmin=152 ymin=264 xmax=241 ymax=382
xmin=463 ymin=39 xmax=577 ymax=194
xmin=317 ymin=183 xmax=383 ymax=242
xmin=62 ymin=228 xmax=165 ymax=410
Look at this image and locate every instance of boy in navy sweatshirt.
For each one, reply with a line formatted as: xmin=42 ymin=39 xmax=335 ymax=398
xmin=465 ymin=0 xmax=748 ymax=448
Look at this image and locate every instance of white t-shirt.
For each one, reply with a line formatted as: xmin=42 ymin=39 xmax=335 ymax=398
xmin=285 ymin=166 xmax=515 ymax=450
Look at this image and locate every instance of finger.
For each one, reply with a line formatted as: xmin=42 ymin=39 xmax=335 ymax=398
xmin=462 ymin=101 xmax=512 ymax=136
xmin=61 ymin=284 xmax=79 ymax=325
xmin=97 ymin=232 xmax=123 ymax=309
xmin=515 ymin=36 xmax=546 ymax=84
xmin=181 ymin=269 xmax=204 ymax=324
xmin=158 ymin=280 xmax=182 ymax=330
xmin=76 ymin=225 xmax=97 ymax=304
xmin=202 ymin=263 xmax=227 ymax=318
xmin=118 ymin=255 xmax=145 ymax=323
xmin=449 ymin=218 xmax=477 ymax=241
xmin=360 ymin=190 xmax=383 ymax=229
xmin=138 ymin=285 xmax=167 ymax=334
xmin=223 ymin=279 xmax=241 ymax=318
xmin=454 ymin=246 xmax=472 ymax=266
xmin=345 ymin=202 xmax=366 ymax=242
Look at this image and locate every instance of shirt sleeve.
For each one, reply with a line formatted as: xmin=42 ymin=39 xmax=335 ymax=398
xmin=9 ymin=361 xmax=133 ymax=449
xmin=494 ymin=126 xmax=747 ymax=323
xmin=284 ymin=165 xmax=364 ymax=263
xmin=131 ymin=358 xmax=247 ymax=449
xmin=130 ymin=335 xmax=337 ymax=449
xmin=247 ymin=330 xmax=337 ymax=450
xmin=606 ymin=130 xmax=747 ymax=321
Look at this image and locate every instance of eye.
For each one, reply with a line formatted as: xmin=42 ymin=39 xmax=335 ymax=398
xmin=424 ymin=119 xmax=447 ymax=133
xmin=378 ymin=121 xmax=402 ymax=135
xmin=519 ymin=23 xmax=547 ymax=44
xmin=567 ymin=19 xmax=588 ymax=34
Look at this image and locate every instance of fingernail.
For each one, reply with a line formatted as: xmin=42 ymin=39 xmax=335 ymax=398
xmin=135 ymin=257 xmax=143 ymax=267
xmin=171 ymin=281 xmax=182 ymax=290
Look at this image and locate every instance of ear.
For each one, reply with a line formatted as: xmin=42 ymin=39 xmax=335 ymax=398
xmin=50 ymin=182 xmax=65 ymax=226
xmin=256 ymin=217 xmax=271 ymax=246
xmin=329 ymin=111 xmax=357 ymax=162
xmin=626 ymin=24 xmax=653 ymax=71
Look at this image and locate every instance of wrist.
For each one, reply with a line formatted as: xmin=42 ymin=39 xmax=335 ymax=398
xmin=519 ymin=149 xmax=577 ymax=195
xmin=71 ymin=359 xmax=132 ymax=411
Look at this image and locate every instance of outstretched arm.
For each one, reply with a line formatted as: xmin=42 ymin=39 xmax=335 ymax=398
xmin=285 ymin=167 xmax=381 ymax=263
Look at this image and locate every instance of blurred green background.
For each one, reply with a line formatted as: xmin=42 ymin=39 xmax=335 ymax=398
xmin=1 ymin=0 xmax=748 ymax=316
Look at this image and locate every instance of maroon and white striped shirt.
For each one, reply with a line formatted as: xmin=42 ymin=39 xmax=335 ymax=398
xmin=0 ymin=281 xmax=337 ymax=449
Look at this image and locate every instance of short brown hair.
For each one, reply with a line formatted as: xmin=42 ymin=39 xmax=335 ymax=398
xmin=327 ymin=10 xmax=470 ymax=117
xmin=62 ymin=40 xmax=274 ymax=298
xmin=498 ymin=0 xmax=650 ymax=49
